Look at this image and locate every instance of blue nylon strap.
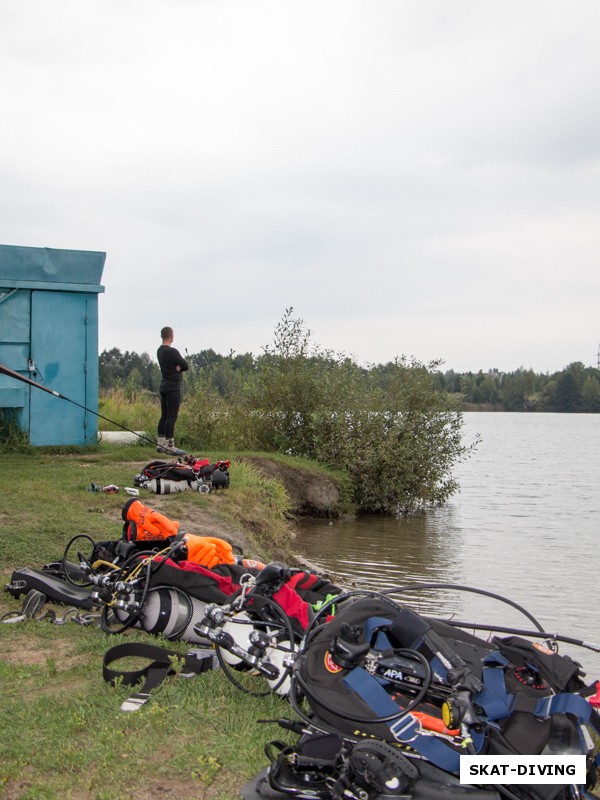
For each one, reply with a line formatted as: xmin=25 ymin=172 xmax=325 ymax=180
xmin=476 ymin=656 xmax=600 ymax=745
xmin=477 ymin=666 xmax=514 ymax=721
xmin=430 ymin=655 xmax=448 ymax=682
xmin=483 ymin=651 xmax=510 ymax=667
xmin=364 ymin=615 xmax=394 ymax=653
xmin=533 ymin=692 xmax=593 ymax=723
xmin=477 ymin=652 xmax=597 ymax=733
xmin=375 ymin=630 xmax=393 ymax=650
xmin=364 ymin=616 xmax=392 ymax=639
xmin=343 ymin=667 xmax=463 ymax=773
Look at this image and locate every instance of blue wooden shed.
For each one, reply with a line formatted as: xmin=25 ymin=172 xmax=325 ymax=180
xmin=0 ymin=244 xmax=106 ymax=446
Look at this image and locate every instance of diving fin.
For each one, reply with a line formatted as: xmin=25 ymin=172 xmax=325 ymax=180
xmin=5 ymin=567 xmax=96 ymax=610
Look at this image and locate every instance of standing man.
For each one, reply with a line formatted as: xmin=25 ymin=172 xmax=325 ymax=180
xmin=156 ymin=326 xmax=188 ymax=454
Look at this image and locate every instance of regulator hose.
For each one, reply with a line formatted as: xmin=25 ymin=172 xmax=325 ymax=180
xmin=382 ymin=582 xmax=545 ymax=633
xmin=292 ymin=646 xmax=432 ymax=727
xmin=61 ymin=533 xmax=97 ymax=587
xmin=100 ymin=540 xmax=185 ymax=635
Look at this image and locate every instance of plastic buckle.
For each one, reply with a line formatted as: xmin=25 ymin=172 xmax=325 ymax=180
xmin=73 ymin=613 xmax=98 ymax=627
xmin=537 ymin=695 xmax=554 ymax=718
xmin=182 ymin=648 xmax=218 ymax=676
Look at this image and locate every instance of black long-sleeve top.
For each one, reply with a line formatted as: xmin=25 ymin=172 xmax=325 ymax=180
xmin=157 ymin=345 xmax=189 ymax=392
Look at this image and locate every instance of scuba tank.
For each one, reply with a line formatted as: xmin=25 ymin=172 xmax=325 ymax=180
xmin=218 ymin=611 xmax=254 ymax=666
xmin=142 ymin=478 xmax=189 ymax=495
xmin=114 ymin=586 xmax=210 ymax=644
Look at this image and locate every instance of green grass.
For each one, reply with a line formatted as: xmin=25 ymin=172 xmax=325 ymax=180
xmin=0 ymin=444 xmax=304 ymax=800
xmin=235 ymin=450 xmax=354 ymax=511
xmin=0 ymin=444 xmax=297 ymax=569
xmin=98 ymin=388 xmax=159 ymax=433
xmin=0 ymin=622 xmax=292 ymax=800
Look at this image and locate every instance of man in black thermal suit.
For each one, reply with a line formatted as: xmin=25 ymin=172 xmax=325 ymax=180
xmin=156 ymin=326 xmax=188 ymax=453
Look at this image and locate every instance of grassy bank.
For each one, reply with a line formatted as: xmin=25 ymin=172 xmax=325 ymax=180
xmin=0 ymin=443 xmax=333 ymax=800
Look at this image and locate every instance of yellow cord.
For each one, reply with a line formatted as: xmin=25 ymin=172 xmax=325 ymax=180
xmin=91 ymin=560 xmax=120 ymax=571
xmin=121 ymin=546 xmax=172 ymax=582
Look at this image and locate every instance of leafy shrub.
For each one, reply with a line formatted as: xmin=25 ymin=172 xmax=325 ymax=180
xmin=237 ymin=309 xmax=472 ymax=513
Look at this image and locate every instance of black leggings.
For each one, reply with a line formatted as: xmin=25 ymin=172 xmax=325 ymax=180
xmin=158 ymin=390 xmax=181 ymax=439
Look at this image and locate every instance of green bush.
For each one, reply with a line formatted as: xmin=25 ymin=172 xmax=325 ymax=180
xmin=178 ymin=310 xmax=471 ymax=513
xmin=178 ymin=375 xmax=263 ymax=453
xmin=246 ymin=313 xmax=470 ymax=512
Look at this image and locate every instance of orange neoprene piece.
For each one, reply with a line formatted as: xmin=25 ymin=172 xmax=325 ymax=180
xmin=182 ymin=533 xmax=235 ymax=567
xmin=124 ymin=500 xmax=180 ymax=541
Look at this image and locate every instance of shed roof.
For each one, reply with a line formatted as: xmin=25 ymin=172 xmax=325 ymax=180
xmin=0 ymin=244 xmax=105 ymax=293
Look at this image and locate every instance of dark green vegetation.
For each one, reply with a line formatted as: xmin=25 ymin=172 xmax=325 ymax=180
xmin=99 ymin=310 xmax=472 ymax=514
xmin=439 ymin=362 xmax=600 ymax=412
xmin=101 ymin=319 xmax=600 ymax=415
xmin=0 ymin=445 xmax=302 ymax=800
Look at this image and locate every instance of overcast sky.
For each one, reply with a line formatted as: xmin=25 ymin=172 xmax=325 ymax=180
xmin=2 ymin=1 xmax=599 ymax=374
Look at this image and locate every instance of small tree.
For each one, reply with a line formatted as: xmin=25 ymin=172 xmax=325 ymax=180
xmin=169 ymin=309 xmax=474 ymax=511
xmin=248 ymin=310 xmax=473 ymax=513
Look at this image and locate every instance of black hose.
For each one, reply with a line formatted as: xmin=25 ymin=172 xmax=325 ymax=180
xmin=441 ymin=620 xmax=600 ymax=653
xmin=101 ymin=558 xmax=153 ymax=634
xmin=382 ymin=583 xmax=545 ymax=633
xmin=61 ymin=533 xmax=97 ymax=587
xmin=100 ymin=541 xmax=185 ymax=634
xmin=293 ymin=647 xmax=432 ymax=726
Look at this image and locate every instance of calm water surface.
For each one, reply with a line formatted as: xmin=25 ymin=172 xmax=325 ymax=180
xmin=294 ymin=413 xmax=600 ymax=674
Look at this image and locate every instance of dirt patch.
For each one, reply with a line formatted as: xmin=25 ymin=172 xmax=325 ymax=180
xmin=2 ymin=630 xmax=89 ymax=672
xmin=127 ymin=777 xmax=208 ymax=800
xmin=242 ymin=457 xmax=341 ymax=517
xmin=137 ymin=494 xmax=254 ymax=555
xmin=114 ymin=455 xmax=342 ymax=545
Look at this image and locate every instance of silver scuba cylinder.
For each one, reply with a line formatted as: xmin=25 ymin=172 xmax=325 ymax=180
xmin=218 ymin=611 xmax=254 ymax=665
xmin=264 ymin=641 xmax=293 ymax=696
xmin=143 ymin=478 xmax=189 ymax=495
xmin=115 ymin=587 xmax=211 ymax=644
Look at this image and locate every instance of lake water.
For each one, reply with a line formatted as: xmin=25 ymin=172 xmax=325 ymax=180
xmin=293 ymin=412 xmax=600 ymax=676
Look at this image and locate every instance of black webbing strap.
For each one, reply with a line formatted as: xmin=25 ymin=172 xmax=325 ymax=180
xmin=103 ymin=641 xmax=214 ymax=711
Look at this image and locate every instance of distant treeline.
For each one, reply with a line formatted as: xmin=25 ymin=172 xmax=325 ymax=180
xmin=99 ymin=348 xmax=600 ymax=413
xmin=435 ymin=363 xmax=600 ymax=412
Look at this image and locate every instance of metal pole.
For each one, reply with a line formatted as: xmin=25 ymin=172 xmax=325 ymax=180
xmin=0 ymin=362 xmax=158 ymax=449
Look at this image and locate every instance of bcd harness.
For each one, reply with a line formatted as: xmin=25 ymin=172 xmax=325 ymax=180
xmin=339 ymin=616 xmax=600 ymax=774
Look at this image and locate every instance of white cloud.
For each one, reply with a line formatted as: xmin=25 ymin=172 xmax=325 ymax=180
xmin=1 ymin=0 xmax=599 ymax=373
